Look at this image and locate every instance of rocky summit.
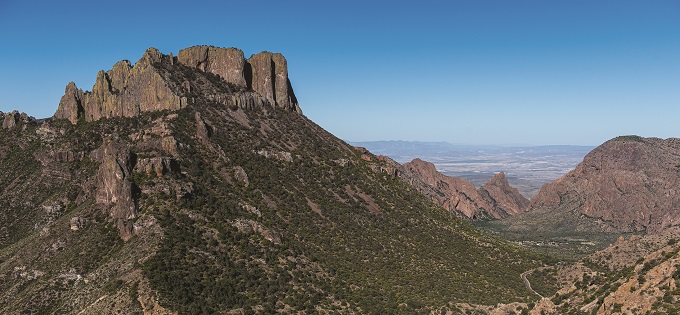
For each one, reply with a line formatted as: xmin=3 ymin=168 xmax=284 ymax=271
xmin=54 ymin=46 xmax=300 ymax=124
xmin=0 ymin=46 xmax=544 ymax=314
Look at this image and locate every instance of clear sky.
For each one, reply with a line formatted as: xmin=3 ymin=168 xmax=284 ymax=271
xmin=1 ymin=0 xmax=678 ymax=146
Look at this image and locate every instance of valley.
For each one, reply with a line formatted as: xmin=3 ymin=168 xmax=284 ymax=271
xmin=352 ymin=141 xmax=593 ymax=198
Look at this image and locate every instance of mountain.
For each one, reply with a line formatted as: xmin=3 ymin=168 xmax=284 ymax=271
xmin=0 ymin=46 xmax=544 ymax=314
xmin=531 ymin=136 xmax=680 ymax=233
xmin=400 ymin=158 xmax=529 ymax=219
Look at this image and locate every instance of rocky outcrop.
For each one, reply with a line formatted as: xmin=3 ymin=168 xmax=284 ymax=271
xmin=54 ymin=46 xmax=301 ymax=124
xmin=401 ymin=158 xmax=529 ymax=219
xmin=134 ymin=157 xmax=179 ymax=177
xmin=1 ymin=111 xmax=35 ymax=129
xmin=246 ymin=52 xmax=300 ymax=113
xmin=530 ymin=136 xmax=680 ymax=233
xmin=480 ymin=172 xmax=531 ymax=216
xmin=178 ymin=46 xmax=247 ymax=88
xmin=92 ymin=139 xmax=137 ymax=240
xmin=55 ymin=48 xmax=183 ymax=124
xmin=178 ymin=46 xmax=299 ymax=112
xmin=2 ymin=111 xmax=19 ymax=129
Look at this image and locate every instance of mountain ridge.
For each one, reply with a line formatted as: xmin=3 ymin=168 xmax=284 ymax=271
xmin=54 ymin=46 xmax=300 ymax=125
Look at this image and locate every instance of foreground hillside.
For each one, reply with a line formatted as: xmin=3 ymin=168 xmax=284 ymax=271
xmin=526 ymin=227 xmax=680 ymax=314
xmin=0 ymin=46 xmax=544 ymax=314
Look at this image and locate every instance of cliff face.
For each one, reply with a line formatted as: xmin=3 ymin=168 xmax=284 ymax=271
xmin=530 ymin=136 xmax=680 ymax=233
xmin=177 ymin=46 xmax=247 ymax=88
xmin=177 ymin=46 xmax=299 ymax=112
xmin=54 ymin=48 xmax=183 ymax=124
xmin=54 ymin=46 xmax=300 ymax=124
xmin=401 ymin=158 xmax=529 ymax=219
xmin=481 ymin=172 xmax=531 ymax=216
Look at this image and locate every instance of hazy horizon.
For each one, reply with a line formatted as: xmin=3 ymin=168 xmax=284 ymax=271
xmin=349 ymin=139 xmax=600 ymax=147
xmin=1 ymin=0 xmax=678 ymax=146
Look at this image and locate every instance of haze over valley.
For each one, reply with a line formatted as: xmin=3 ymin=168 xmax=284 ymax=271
xmin=352 ymin=141 xmax=593 ymax=198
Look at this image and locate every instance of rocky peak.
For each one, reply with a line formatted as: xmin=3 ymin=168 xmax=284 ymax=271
xmin=1 ymin=110 xmax=36 ymax=129
xmin=53 ymin=45 xmax=301 ymax=124
xmin=401 ymin=158 xmax=529 ymax=219
xmin=530 ymin=136 xmax=680 ymax=233
xmin=480 ymin=172 xmax=530 ymax=216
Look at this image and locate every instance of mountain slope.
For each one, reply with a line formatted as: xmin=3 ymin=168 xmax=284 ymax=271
xmin=0 ymin=46 xmax=543 ymax=314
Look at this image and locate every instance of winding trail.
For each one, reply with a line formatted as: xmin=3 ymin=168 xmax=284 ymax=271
xmin=521 ymin=269 xmax=544 ymax=299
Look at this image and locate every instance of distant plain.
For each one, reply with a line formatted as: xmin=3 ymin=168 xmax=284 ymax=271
xmin=351 ymin=141 xmax=593 ymax=198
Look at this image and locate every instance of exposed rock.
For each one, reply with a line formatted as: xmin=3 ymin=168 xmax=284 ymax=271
xmin=70 ymin=217 xmax=85 ymax=231
xmin=233 ymin=166 xmax=249 ymax=187
xmin=42 ymin=203 xmax=63 ymax=215
xmin=54 ymin=82 xmax=84 ymax=124
xmin=92 ymin=139 xmax=137 ymax=239
xmin=177 ymin=46 xmax=247 ymax=87
xmin=161 ymin=136 xmax=178 ymax=156
xmin=400 ymin=158 xmax=528 ymax=219
xmin=2 ymin=110 xmax=18 ymax=129
xmin=195 ymin=112 xmax=212 ymax=143
xmin=54 ymin=48 xmax=182 ymax=124
xmin=231 ymin=218 xmax=281 ymax=244
xmin=134 ymin=157 xmax=179 ymax=177
xmin=402 ymin=158 xmax=495 ymax=219
xmin=256 ymin=149 xmax=292 ymax=162
xmin=54 ymin=46 xmax=302 ymax=124
xmin=542 ymin=226 xmax=680 ymax=314
xmin=240 ymin=203 xmax=261 ymax=217
xmin=480 ymin=172 xmax=530 ymax=216
xmin=246 ymin=52 xmax=300 ymax=112
xmin=529 ymin=298 xmax=557 ymax=315
xmin=530 ymin=136 xmax=680 ymax=233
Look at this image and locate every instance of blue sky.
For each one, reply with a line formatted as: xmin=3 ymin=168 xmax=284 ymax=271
xmin=1 ymin=0 xmax=678 ymax=145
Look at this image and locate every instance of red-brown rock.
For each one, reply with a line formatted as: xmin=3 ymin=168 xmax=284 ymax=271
xmin=530 ymin=136 xmax=680 ymax=233
xmin=401 ymin=158 xmax=529 ymax=219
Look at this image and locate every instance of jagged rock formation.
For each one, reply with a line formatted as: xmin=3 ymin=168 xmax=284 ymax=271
xmin=54 ymin=49 xmax=183 ymax=124
xmin=481 ymin=172 xmax=531 ymax=217
xmin=401 ymin=158 xmax=529 ymax=219
xmin=530 ymin=136 xmax=680 ymax=233
xmin=1 ymin=111 xmax=35 ymax=129
xmin=54 ymin=46 xmax=300 ymax=124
